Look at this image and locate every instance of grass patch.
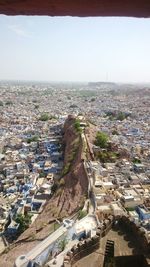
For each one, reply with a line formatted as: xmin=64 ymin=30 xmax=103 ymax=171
xmin=61 ymin=136 xmax=80 ymax=177
xmin=94 ymin=131 xmax=108 ymax=148
xmin=96 ymin=151 xmax=119 ymax=163
xmin=27 ymin=135 xmax=39 ymax=143
xmin=61 ymin=162 xmax=71 ymax=176
xmin=78 ymin=209 xmax=87 ymax=220
xmin=74 ymin=119 xmax=82 ymax=133
xmin=132 ymin=158 xmax=141 ymax=164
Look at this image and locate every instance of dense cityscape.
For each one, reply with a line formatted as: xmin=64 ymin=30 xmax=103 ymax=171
xmin=0 ymin=81 xmax=150 ymax=267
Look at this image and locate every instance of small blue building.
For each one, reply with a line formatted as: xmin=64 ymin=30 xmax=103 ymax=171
xmin=136 ymin=206 xmax=150 ymax=221
xmin=7 ymin=220 xmax=19 ymax=235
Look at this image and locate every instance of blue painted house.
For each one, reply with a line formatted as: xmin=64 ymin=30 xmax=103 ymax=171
xmin=136 ymin=206 xmax=150 ymax=221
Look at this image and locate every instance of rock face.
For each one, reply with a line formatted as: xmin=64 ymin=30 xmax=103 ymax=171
xmin=59 ymin=115 xmax=89 ymax=214
xmin=0 ymin=0 xmax=150 ymax=17
xmin=0 ymin=115 xmax=89 ymax=267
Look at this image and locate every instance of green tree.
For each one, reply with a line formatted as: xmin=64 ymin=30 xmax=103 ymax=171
xmin=5 ymin=100 xmax=13 ymax=105
xmin=39 ymin=171 xmax=46 ymax=178
xmin=95 ymin=131 xmax=108 ymax=148
xmin=117 ymin=112 xmax=125 ymax=121
xmin=58 ymin=238 xmax=68 ymax=251
xmin=27 ymin=135 xmax=39 ymax=143
xmin=112 ymin=129 xmax=119 ymax=135
xmin=0 ymin=100 xmax=3 ymax=106
xmin=97 ymin=151 xmax=119 ymax=163
xmin=39 ymin=113 xmax=49 ymax=121
xmin=132 ymin=158 xmax=141 ymax=164
xmin=15 ymin=214 xmax=32 ymax=234
xmin=74 ymin=119 xmax=82 ymax=133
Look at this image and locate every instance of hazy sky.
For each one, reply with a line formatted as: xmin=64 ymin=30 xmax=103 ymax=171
xmin=0 ymin=15 xmax=150 ymax=83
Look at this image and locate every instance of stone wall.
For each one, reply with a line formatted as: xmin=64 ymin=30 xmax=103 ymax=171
xmin=118 ymin=216 xmax=150 ymax=254
xmin=62 ymin=215 xmax=114 ymax=267
xmin=62 ymin=215 xmax=150 ymax=267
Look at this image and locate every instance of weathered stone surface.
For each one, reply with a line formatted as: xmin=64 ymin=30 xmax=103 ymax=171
xmin=0 ymin=0 xmax=150 ymax=17
xmin=96 ymin=229 xmax=101 ymax=236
